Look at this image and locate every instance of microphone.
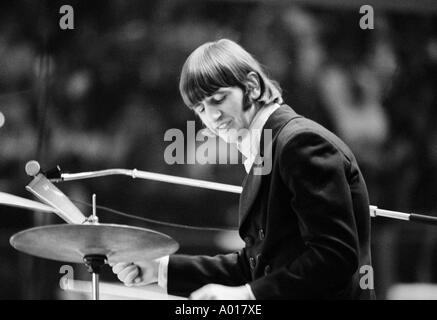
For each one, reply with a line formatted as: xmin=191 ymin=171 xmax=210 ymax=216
xmin=25 ymin=160 xmax=62 ymax=181
xmin=25 ymin=160 xmax=41 ymax=177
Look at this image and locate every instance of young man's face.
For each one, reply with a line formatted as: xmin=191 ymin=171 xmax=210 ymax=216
xmin=193 ymin=86 xmax=257 ymax=143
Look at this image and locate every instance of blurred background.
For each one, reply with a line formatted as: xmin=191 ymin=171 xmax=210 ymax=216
xmin=1 ymin=0 xmax=437 ymax=299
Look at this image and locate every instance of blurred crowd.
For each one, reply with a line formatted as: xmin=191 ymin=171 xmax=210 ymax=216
xmin=0 ymin=0 xmax=437 ymax=299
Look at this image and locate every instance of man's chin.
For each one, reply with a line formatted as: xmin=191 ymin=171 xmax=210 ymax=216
xmin=217 ymin=132 xmax=233 ymax=144
xmin=216 ymin=130 xmax=234 ymax=143
xmin=217 ymin=128 xmax=248 ymax=144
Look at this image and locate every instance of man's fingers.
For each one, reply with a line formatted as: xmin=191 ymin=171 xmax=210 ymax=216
xmin=189 ymin=284 xmax=224 ymax=300
xmin=189 ymin=287 xmax=211 ymax=300
xmin=112 ymin=262 xmax=133 ymax=274
xmin=123 ymin=268 xmax=140 ymax=285
xmin=188 ymin=288 xmax=200 ymax=300
xmin=117 ymin=265 xmax=138 ymax=281
xmin=189 ymin=291 xmax=200 ymax=300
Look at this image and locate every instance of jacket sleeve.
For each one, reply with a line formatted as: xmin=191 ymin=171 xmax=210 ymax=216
xmin=250 ymin=130 xmax=360 ymax=299
xmin=167 ymin=250 xmax=250 ymax=297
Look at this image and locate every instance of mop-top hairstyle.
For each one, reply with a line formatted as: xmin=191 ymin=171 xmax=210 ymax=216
xmin=179 ymin=39 xmax=283 ymax=110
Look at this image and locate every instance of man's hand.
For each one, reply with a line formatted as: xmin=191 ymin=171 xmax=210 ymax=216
xmin=189 ymin=284 xmax=254 ymax=300
xmin=110 ymin=260 xmax=159 ymax=287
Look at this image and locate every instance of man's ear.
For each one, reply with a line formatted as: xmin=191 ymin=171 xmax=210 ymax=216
xmin=245 ymin=72 xmax=262 ymax=100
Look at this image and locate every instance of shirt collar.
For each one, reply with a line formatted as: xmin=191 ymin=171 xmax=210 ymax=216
xmin=237 ymin=103 xmax=281 ymax=173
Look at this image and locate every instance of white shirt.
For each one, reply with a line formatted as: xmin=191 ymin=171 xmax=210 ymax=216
xmin=237 ymin=103 xmax=281 ymax=173
xmin=157 ymin=103 xmax=282 ymax=299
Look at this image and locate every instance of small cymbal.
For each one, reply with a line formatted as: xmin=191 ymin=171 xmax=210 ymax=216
xmin=10 ymin=223 xmax=179 ymax=264
xmin=0 ymin=191 xmax=56 ymax=213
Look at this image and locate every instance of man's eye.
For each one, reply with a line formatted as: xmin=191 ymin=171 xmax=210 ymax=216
xmin=210 ymin=94 xmax=225 ymax=104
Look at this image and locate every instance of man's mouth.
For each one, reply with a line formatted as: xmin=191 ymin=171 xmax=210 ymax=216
xmin=216 ymin=120 xmax=232 ymax=130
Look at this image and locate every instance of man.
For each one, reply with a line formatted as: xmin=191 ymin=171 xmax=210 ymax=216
xmin=112 ymin=39 xmax=375 ymax=300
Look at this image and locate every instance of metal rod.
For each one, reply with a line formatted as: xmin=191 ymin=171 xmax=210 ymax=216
xmin=57 ymin=168 xmax=437 ymax=225
xmin=409 ymin=213 xmax=437 ymax=225
xmin=92 ymin=273 xmax=99 ymax=300
xmin=369 ymin=206 xmax=410 ymax=220
xmin=60 ymin=169 xmax=243 ymax=194
xmin=92 ymin=194 xmax=96 ymax=220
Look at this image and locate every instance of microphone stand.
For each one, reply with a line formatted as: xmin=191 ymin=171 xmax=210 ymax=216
xmin=54 ymin=168 xmax=243 ymax=194
xmin=48 ymin=167 xmax=437 ymax=226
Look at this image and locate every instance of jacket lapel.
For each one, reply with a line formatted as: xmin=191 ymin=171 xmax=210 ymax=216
xmin=238 ymin=162 xmax=262 ymax=225
xmin=238 ymin=105 xmax=302 ymax=226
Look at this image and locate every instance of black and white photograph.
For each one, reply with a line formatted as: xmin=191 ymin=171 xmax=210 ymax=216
xmin=1 ymin=0 xmax=437 ymax=304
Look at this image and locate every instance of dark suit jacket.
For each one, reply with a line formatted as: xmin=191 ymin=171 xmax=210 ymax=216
xmin=167 ymin=105 xmax=375 ymax=299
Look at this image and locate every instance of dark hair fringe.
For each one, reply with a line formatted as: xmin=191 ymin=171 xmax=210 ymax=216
xmin=179 ymin=39 xmax=283 ymax=109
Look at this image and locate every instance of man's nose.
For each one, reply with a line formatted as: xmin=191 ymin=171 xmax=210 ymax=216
xmin=205 ymin=106 xmax=222 ymax=121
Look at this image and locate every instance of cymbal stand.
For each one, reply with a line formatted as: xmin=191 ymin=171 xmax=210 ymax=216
xmin=83 ymin=254 xmax=106 ymax=300
xmin=83 ymin=194 xmax=106 ymax=300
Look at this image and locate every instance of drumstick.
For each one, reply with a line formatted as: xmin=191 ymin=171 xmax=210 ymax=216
xmin=0 ymin=191 xmax=57 ymax=213
xmin=64 ymin=280 xmax=186 ymax=300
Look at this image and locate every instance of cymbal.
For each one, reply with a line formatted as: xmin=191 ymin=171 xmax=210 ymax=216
xmin=0 ymin=191 xmax=57 ymax=213
xmin=10 ymin=223 xmax=179 ymax=264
